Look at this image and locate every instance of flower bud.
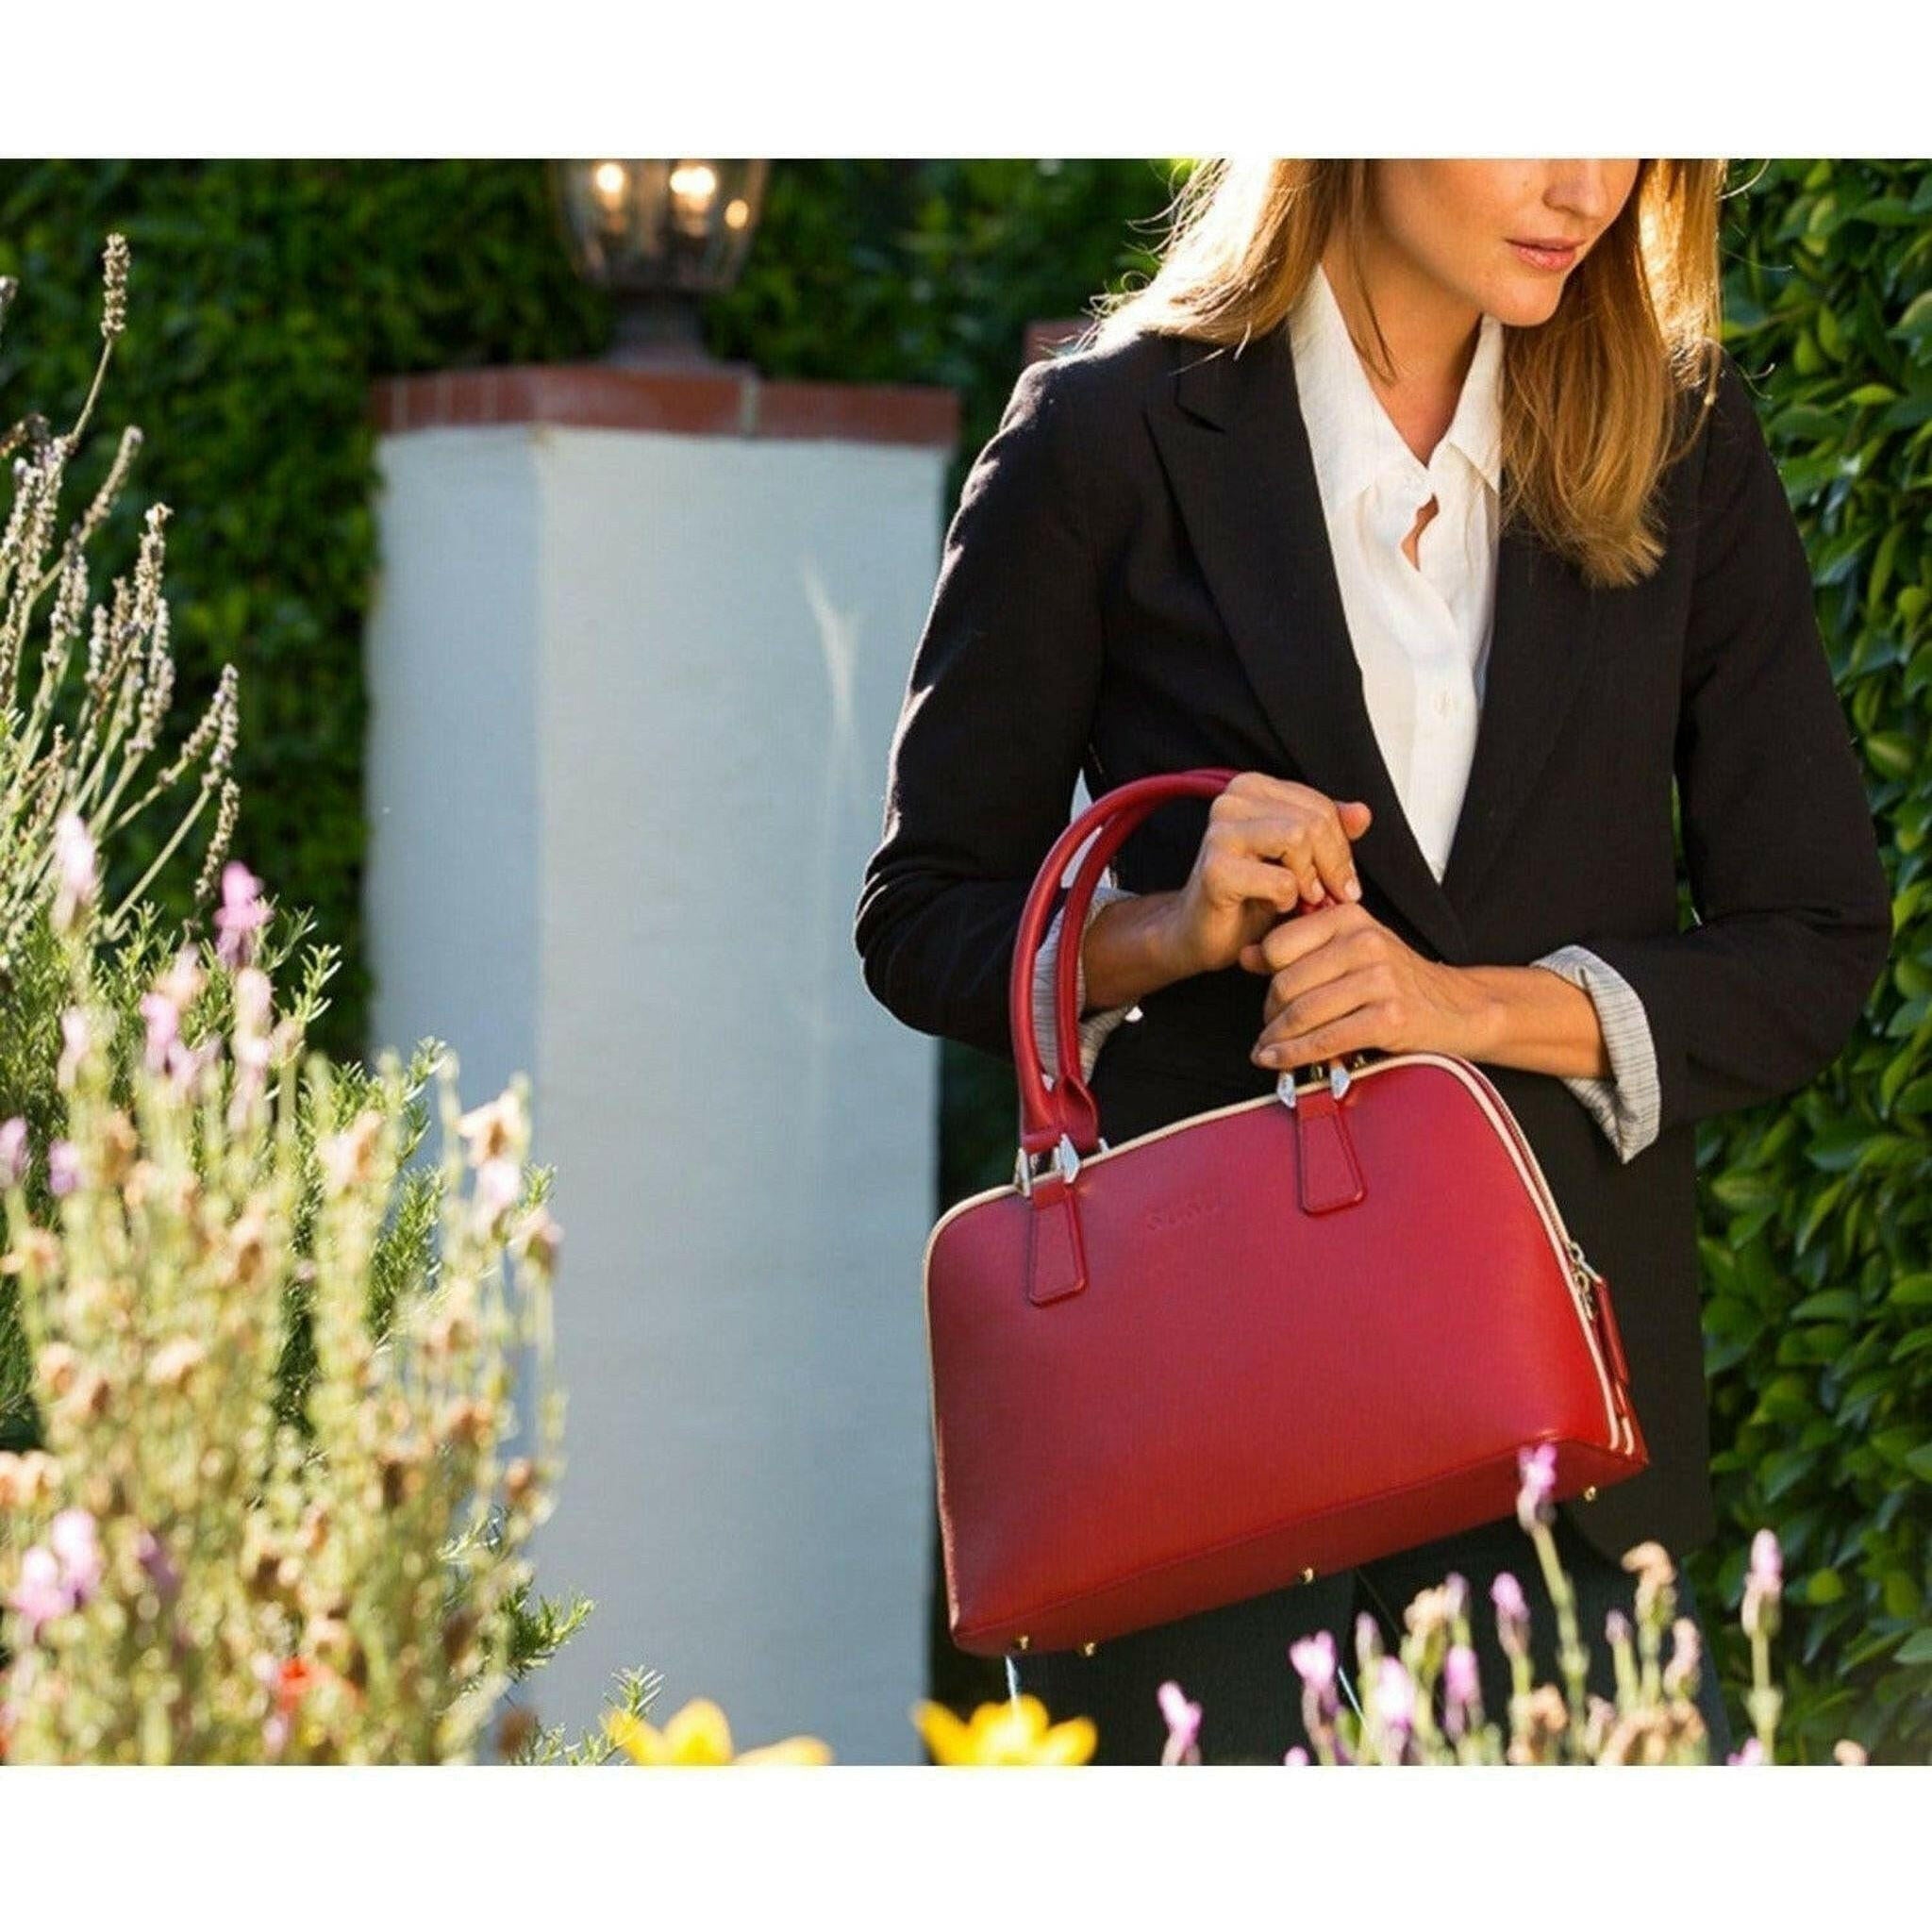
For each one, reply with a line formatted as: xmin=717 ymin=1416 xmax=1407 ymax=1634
xmin=1515 ymin=1442 xmax=1557 ymax=1534
xmin=144 ymin=1336 xmax=208 ymax=1391
xmin=1491 ymin=1572 xmax=1530 ymax=1659
xmin=1157 ymin=1679 xmax=1203 ymax=1766
xmin=36 ymin=1341 xmax=80 ymax=1399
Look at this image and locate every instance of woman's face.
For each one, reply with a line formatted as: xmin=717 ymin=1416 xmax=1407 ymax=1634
xmin=1365 ymin=160 xmax=1641 ymax=327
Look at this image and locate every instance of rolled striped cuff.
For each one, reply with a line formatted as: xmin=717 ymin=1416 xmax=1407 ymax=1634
xmin=1031 ymin=874 xmax=1142 ymax=1086
xmin=1529 ymin=943 xmax=1663 ymax=1163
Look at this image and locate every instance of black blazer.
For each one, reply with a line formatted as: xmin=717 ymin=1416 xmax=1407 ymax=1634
xmin=853 ymin=319 xmax=1893 ymax=1566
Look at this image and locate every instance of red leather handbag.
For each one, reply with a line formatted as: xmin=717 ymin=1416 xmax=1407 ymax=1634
xmin=923 ymin=767 xmax=1647 ymax=1658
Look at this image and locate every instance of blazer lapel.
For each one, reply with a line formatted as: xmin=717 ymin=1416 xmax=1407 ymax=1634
xmin=1143 ymin=320 xmax=1601 ymax=965
xmin=1146 ymin=325 xmax=1465 ymax=962
xmin=1438 ymin=520 xmax=1601 ymax=917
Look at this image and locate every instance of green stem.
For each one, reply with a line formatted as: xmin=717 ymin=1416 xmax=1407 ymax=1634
xmin=1529 ymin=1519 xmax=1591 ymax=1761
xmin=101 ymin=783 xmax=211 ymax=941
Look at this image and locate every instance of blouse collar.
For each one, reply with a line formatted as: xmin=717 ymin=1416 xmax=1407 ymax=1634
xmin=1286 ymin=258 xmax=1503 ymax=513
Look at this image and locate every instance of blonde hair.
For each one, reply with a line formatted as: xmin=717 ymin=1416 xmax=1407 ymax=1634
xmin=1084 ymin=160 xmax=1731 ymax=589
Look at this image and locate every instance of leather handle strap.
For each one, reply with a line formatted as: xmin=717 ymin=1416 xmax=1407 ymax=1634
xmin=1049 ymin=771 xmax=1334 ymax=1141
xmin=1010 ymin=771 xmax=1232 ymax=1159
xmin=1011 ymin=767 xmax=1323 ymax=1161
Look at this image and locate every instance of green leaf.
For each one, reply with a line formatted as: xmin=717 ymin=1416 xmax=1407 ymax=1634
xmin=1790 ymin=1289 xmax=1864 ymax=1324
xmin=1806 ymin=1568 xmax=1848 ymax=1605
xmin=1890 ymin=1273 xmax=1932 ymax=1308
xmin=1866 ymin=733 xmax=1921 ymax=781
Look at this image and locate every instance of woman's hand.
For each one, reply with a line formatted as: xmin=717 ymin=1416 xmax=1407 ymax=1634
xmin=1160 ymin=773 xmax=1375 ymax=979
xmin=1243 ymin=900 xmax=1498 ymax=1071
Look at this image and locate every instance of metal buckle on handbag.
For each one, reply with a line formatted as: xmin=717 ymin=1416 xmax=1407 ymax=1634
xmin=1277 ymin=1051 xmax=1371 ymax=1109
xmin=1014 ymin=1133 xmax=1110 ymax=1196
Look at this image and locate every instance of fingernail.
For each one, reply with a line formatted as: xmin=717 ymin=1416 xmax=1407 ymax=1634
xmin=1344 ymin=875 xmax=1362 ymax=901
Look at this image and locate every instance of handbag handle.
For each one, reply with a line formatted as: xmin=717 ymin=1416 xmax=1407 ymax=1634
xmin=1011 ymin=766 xmax=1325 ymax=1168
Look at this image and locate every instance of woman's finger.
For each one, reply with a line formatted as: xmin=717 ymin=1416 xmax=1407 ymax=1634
xmin=1252 ymin=990 xmax=1382 ymax=1068
xmin=1213 ymin=776 xmax=1367 ymax=904
xmin=1257 ymin=950 xmax=1362 ymax=1037
xmin=1216 ymin=799 xmax=1365 ymax=907
xmin=1202 ymin=849 xmax=1323 ymax=916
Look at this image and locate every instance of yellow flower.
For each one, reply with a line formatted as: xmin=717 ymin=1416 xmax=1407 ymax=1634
xmin=604 ymin=1698 xmax=832 ymax=1766
xmin=911 ymin=1693 xmax=1097 ymax=1766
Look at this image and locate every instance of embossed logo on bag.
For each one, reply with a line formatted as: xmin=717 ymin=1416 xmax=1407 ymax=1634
xmin=1143 ymin=1191 xmax=1224 ymax=1235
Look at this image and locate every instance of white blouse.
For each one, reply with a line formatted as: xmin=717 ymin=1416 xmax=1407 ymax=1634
xmin=1032 ymin=261 xmax=1663 ymax=1164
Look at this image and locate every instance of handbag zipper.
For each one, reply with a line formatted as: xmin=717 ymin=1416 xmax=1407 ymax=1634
xmin=1441 ymin=1055 xmax=1630 ymax=1455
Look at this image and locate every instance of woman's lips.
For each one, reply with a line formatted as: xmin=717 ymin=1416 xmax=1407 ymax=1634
xmin=1509 ymin=238 xmax=1580 ymax=271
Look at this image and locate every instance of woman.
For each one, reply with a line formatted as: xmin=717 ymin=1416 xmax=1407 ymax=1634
xmin=853 ymin=160 xmax=1892 ymax=1763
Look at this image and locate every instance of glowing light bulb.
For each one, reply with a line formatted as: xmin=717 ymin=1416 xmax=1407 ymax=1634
xmin=591 ymin=160 xmax=628 ymax=213
xmin=668 ymin=161 xmax=718 ymax=207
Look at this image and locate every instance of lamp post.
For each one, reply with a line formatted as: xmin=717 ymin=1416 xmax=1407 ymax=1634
xmin=549 ymin=159 xmax=770 ymax=369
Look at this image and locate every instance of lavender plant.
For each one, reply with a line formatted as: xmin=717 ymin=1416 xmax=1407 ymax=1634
xmin=0 ymin=824 xmax=566 ymax=1762
xmin=0 ymin=232 xmax=248 ymax=1432
xmin=1144 ymin=1448 xmax=1868 ymax=1767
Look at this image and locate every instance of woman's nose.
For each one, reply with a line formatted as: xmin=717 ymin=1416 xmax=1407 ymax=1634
xmin=1542 ymin=158 xmax=1630 ymax=224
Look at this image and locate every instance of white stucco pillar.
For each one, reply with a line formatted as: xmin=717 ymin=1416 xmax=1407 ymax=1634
xmin=363 ymin=362 xmax=958 ymax=1762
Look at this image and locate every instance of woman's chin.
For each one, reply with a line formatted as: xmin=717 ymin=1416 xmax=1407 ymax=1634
xmin=1484 ymin=279 xmax=1571 ymax=329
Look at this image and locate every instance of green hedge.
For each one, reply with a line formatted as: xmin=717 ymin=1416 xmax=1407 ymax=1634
xmin=0 ymin=160 xmax=613 ymax=1062
xmin=1680 ymin=160 xmax=1929 ymax=1762
xmin=1 ymin=158 xmax=1920 ymax=1757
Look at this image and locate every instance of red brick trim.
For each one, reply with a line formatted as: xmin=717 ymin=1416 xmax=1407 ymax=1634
xmin=369 ymin=364 xmax=958 ymax=450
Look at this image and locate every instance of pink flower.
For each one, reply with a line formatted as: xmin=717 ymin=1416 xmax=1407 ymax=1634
xmin=8 ymin=1546 xmax=73 ymax=1635
xmin=1516 ymin=1442 xmax=1558 ymax=1534
xmin=140 ymin=990 xmax=182 ymax=1074
xmin=1290 ymin=1629 xmax=1340 ymax=1733
xmin=1444 ymin=1643 xmax=1480 ymax=1715
xmin=1375 ymin=1656 xmax=1416 ymax=1740
xmin=1727 ymin=1738 xmax=1765 ymax=1766
xmin=137 ymin=1528 xmax=179 ymax=1602
xmin=1742 ymin=1527 xmax=1783 ymax=1641
xmin=1354 ymin=1610 xmax=1380 ymax=1659
xmin=165 ymin=1035 xmax=221 ymax=1096
xmin=1442 ymin=1572 xmax=1469 ymax=1623
xmin=1290 ymin=1631 xmax=1337 ymax=1700
xmin=58 ymin=1008 xmax=91 ymax=1090
xmin=47 ymin=1139 xmax=80 ymax=1197
xmin=1283 ymin=1746 xmax=1309 ymax=1765
xmin=214 ymin=861 xmax=270 ymax=969
xmin=0 ymin=1117 xmax=26 ymax=1189
xmin=1605 ymin=1607 xmax=1631 ymax=1648
xmin=55 ymin=812 xmax=95 ymax=895
xmin=48 ymin=1509 xmax=101 ymax=1604
xmin=1158 ymin=1679 xmax=1203 ymax=1766
xmin=6 ymin=1507 xmax=107 ymax=1638
xmin=51 ymin=812 xmax=97 ymax=931
xmin=474 ymin=1156 xmax=522 ymax=1232
xmin=1491 ymin=1572 xmax=1530 ymax=1658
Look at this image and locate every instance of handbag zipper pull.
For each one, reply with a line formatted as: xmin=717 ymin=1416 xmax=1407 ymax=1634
xmin=1564 ymin=1236 xmax=1600 ymax=1319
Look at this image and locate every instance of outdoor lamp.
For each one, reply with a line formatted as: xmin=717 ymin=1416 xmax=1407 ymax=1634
xmin=549 ymin=159 xmax=770 ymax=367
